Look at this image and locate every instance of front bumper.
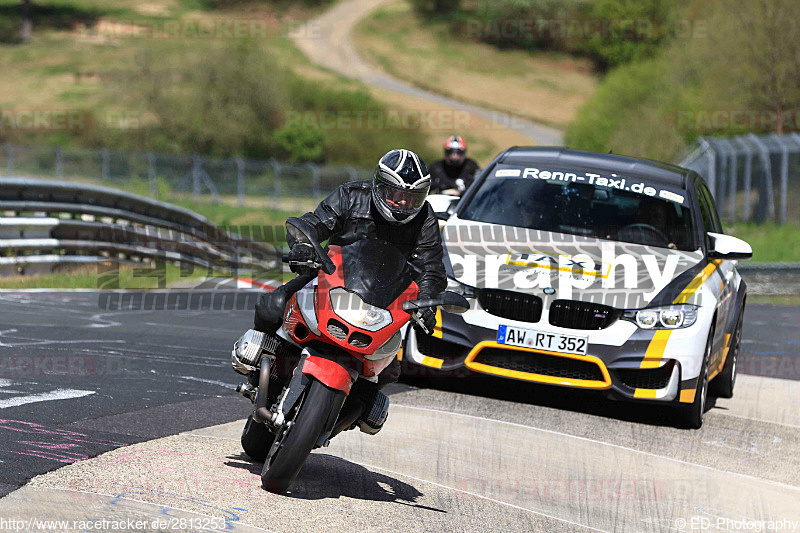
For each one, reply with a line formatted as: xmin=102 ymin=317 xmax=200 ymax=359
xmin=403 ymin=309 xmax=699 ymax=404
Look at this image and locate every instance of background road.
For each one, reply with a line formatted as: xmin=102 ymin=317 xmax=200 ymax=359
xmin=0 ymin=289 xmax=798 ymax=531
xmin=291 ymin=0 xmax=564 ymax=146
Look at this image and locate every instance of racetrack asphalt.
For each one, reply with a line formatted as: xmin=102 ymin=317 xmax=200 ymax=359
xmin=0 ymin=289 xmax=798 ymax=531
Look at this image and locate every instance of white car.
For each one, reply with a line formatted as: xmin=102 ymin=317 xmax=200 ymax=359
xmin=403 ymin=147 xmax=752 ymax=428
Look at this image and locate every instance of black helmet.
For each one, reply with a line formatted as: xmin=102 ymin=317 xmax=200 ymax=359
xmin=372 ymin=149 xmax=430 ymax=224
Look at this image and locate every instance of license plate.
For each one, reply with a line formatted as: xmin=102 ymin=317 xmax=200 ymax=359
xmin=497 ymin=325 xmax=588 ymax=355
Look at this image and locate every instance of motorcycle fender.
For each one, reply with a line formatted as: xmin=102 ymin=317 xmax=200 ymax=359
xmin=278 ymin=354 xmax=313 ymax=419
xmin=301 ymin=352 xmax=354 ymax=394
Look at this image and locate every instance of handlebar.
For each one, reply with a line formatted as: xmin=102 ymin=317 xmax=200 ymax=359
xmin=285 ymin=218 xmax=336 ymax=275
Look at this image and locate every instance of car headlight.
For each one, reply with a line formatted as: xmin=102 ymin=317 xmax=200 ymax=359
xmin=446 ymin=277 xmax=476 ymax=298
xmin=623 ymin=305 xmax=699 ymax=329
xmin=329 ymin=288 xmax=392 ymax=331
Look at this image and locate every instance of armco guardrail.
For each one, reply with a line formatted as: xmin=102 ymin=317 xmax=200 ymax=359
xmin=0 ymin=178 xmax=279 ymax=277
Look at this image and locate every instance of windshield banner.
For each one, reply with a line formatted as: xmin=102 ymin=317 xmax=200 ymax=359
xmin=493 ymin=166 xmax=686 ymax=205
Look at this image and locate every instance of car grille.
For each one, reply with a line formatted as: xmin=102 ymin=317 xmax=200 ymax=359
xmin=548 ymin=300 xmax=620 ymax=330
xmin=477 ymin=288 xmax=543 ymax=323
xmin=472 ymin=347 xmax=605 ymax=382
xmin=416 ymin=334 xmax=471 ymax=359
xmin=615 ymin=361 xmax=674 ymax=390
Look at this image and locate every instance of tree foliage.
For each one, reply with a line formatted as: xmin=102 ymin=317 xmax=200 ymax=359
xmin=123 ymin=40 xmax=430 ymax=165
xmin=567 ymin=0 xmax=800 ymax=161
xmin=409 ymin=0 xmax=461 ymax=15
xmin=576 ymin=0 xmax=682 ymax=68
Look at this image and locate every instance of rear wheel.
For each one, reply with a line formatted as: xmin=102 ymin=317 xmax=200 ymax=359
xmin=677 ymin=327 xmax=713 ymax=429
xmin=261 ymin=379 xmax=339 ymax=493
xmin=711 ymin=310 xmax=743 ymax=399
xmin=240 ymin=414 xmax=275 ymax=463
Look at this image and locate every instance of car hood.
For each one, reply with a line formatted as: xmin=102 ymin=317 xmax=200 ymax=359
xmin=441 ymin=216 xmax=705 ymax=309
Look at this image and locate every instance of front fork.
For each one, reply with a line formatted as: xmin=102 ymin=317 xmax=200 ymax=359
xmin=237 ymin=347 xmax=389 ymax=445
xmin=239 ymin=349 xmax=356 ymax=443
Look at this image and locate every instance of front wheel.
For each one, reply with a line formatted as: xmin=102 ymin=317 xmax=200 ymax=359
xmin=261 ymin=379 xmax=341 ymax=493
xmin=677 ymin=326 xmax=713 ymax=429
xmin=711 ymin=310 xmax=743 ymax=399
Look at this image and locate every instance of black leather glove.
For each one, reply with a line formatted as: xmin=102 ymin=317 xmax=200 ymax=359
xmin=287 ymin=242 xmax=316 ymax=276
xmin=414 ymin=306 xmax=437 ymax=336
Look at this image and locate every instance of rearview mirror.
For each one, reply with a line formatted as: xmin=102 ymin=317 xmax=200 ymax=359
xmin=707 ymin=232 xmax=752 ymax=260
xmin=440 ymin=290 xmax=470 ymax=313
xmin=402 ymin=290 xmax=470 ymax=314
xmin=286 ymin=217 xmax=316 ymax=244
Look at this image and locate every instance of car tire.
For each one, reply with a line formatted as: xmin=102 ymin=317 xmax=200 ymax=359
xmin=711 ymin=309 xmax=743 ymax=399
xmin=677 ymin=326 xmax=713 ymax=429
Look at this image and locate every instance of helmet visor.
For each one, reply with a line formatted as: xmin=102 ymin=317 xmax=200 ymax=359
xmin=376 ymin=182 xmax=428 ymax=214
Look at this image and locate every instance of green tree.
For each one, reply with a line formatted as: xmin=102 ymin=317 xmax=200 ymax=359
xmin=577 ymin=0 xmax=681 ymax=68
xmin=410 ymin=0 xmax=461 ymax=15
xmin=699 ymin=0 xmax=800 ymax=134
xmin=135 ymin=40 xmax=287 ymax=156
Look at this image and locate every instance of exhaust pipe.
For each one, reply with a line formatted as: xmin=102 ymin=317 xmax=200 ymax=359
xmin=252 ymin=355 xmax=274 ymax=424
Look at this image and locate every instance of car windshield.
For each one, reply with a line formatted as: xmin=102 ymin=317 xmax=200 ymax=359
xmin=460 ymin=165 xmax=697 ymax=251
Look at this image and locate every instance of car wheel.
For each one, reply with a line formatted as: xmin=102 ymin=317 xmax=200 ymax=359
xmin=711 ymin=310 xmax=743 ymax=399
xmin=677 ymin=326 xmax=713 ymax=429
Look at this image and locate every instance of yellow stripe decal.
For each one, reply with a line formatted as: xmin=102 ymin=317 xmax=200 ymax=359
xmin=640 ymin=330 xmax=672 ymax=369
xmin=673 ymin=263 xmax=717 ymax=304
xmin=432 ymin=308 xmax=443 ymax=339
xmin=420 ymin=356 xmax=443 ymax=369
xmin=680 ymin=389 xmax=696 ymax=403
xmin=677 ymin=263 xmax=719 ymax=397
xmin=709 ymin=333 xmax=732 ymax=380
xmin=396 ymin=347 xmax=403 ymax=362
xmin=640 ymin=263 xmax=719 ymax=371
xmin=634 ymin=389 xmax=658 ymax=399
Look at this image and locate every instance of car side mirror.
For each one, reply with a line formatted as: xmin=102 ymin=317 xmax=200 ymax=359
xmin=707 ymin=232 xmax=752 ymax=260
xmin=427 ymin=194 xmax=460 ymax=221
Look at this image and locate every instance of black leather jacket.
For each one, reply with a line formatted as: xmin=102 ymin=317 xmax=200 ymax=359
xmin=429 ymin=158 xmax=480 ymax=194
xmin=287 ymin=180 xmax=447 ymax=297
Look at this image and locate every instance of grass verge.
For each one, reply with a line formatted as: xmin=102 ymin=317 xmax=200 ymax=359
xmin=726 ymin=223 xmax=800 ymax=264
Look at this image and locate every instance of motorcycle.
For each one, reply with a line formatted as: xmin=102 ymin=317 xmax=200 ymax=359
xmin=231 ymin=217 xmax=469 ymax=493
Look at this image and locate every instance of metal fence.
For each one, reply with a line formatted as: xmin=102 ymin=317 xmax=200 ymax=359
xmin=0 ymin=143 xmax=372 ymax=210
xmin=679 ymin=133 xmax=800 ymax=224
xmin=5 ymin=138 xmax=797 ymax=224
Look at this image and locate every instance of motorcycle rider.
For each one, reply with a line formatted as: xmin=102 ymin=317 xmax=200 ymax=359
xmin=429 ymin=135 xmax=480 ymax=195
xmin=253 ymin=148 xmax=446 ymax=392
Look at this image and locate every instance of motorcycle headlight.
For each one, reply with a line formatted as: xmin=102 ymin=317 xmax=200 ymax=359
xmin=623 ymin=305 xmax=699 ymax=330
xmin=329 ymin=288 xmax=392 ymax=331
xmin=446 ymin=277 xmax=476 ymax=298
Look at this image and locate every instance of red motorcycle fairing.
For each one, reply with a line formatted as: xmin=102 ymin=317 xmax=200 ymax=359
xmin=300 ymin=354 xmax=355 ymax=393
xmin=284 ymin=244 xmax=419 ymax=378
